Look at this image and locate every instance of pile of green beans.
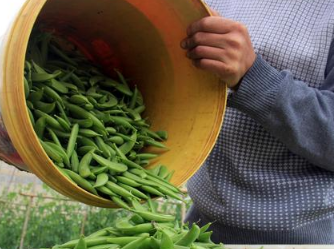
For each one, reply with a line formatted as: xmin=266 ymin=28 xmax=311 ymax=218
xmin=46 ymin=198 xmax=225 ymax=249
xmin=24 ymin=31 xmax=181 ymax=205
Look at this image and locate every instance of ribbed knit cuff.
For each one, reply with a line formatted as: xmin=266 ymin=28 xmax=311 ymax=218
xmin=229 ymin=55 xmax=284 ymax=121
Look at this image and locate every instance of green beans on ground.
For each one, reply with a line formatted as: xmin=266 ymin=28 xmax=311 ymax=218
xmin=46 ymin=200 xmax=224 ymax=249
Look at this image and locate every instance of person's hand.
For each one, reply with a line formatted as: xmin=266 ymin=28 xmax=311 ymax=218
xmin=181 ymin=13 xmax=256 ymax=89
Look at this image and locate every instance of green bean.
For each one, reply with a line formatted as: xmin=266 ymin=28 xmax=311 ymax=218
xmin=57 ymin=167 xmax=76 ymax=184
xmin=129 ymin=214 xmax=145 ymax=225
xmin=119 ymin=132 xmax=137 ymax=155
xmin=138 ymin=160 xmax=150 ymax=167
xmin=115 ymin=221 xmax=154 ymax=235
xmin=87 ymin=86 xmax=103 ymax=98
xmin=89 ymin=75 xmax=104 ymax=86
xmin=114 ymin=133 xmax=136 ymax=142
xmin=105 ymin=144 xmax=116 ymax=157
xmin=122 ymin=172 xmax=157 ymax=187
xmin=129 ymin=85 xmax=138 ymax=109
xmin=92 ymin=154 xmax=127 ymax=173
xmin=79 ymin=129 xmax=102 ymax=138
xmin=108 ymin=136 xmax=124 ymax=145
xmin=140 ymin=185 xmax=165 ymax=197
xmin=128 ymin=151 xmax=137 ymax=161
xmin=51 ymin=129 xmax=71 ymax=138
xmin=111 ymin=144 xmax=127 ymax=160
xmin=129 ymin=198 xmax=146 ymax=212
xmin=50 ymin=45 xmax=78 ymax=67
xmin=28 ymin=87 xmax=44 ymax=102
xmin=146 ymin=196 xmax=156 ymax=213
xmin=56 ymin=101 xmax=70 ymax=124
xmin=93 ymin=173 xmax=108 ymax=188
xmin=164 ymin=170 xmax=175 ymax=182
xmin=105 ymin=237 xmax=143 ymax=247
xmin=91 ymin=166 xmax=108 ymax=175
xmin=160 ymin=230 xmax=174 ymax=249
xmin=45 ymin=142 xmax=70 ymax=167
xmin=28 ymin=108 xmax=35 ymax=126
xmin=114 ymin=70 xmax=132 ymax=96
xmin=46 ymin=60 xmax=76 ymax=71
xmin=95 ymin=137 xmax=111 ymax=158
xmin=39 ymin=139 xmax=63 ymax=163
xmin=65 ymin=103 xmax=105 ymax=131
xmin=67 ymin=123 xmax=79 ymax=158
xmin=56 ymin=115 xmax=71 ymax=132
xmin=157 ymin=185 xmax=182 ymax=201
xmin=77 ymin=136 xmax=98 ymax=148
xmin=175 ymin=224 xmax=201 ymax=247
xmin=120 ymin=158 xmax=142 ymax=169
xmin=111 ymin=196 xmax=131 ymax=210
xmin=59 ymin=236 xmax=110 ymax=248
xmin=70 ymin=95 xmax=90 ymax=105
xmin=79 ymin=152 xmax=93 ymax=178
xmin=63 ymin=82 xmax=78 ymax=92
xmin=74 ymin=236 xmax=86 ymax=249
xmin=35 ymin=110 xmax=63 ymax=131
xmin=47 ymin=128 xmax=62 ymax=147
xmin=78 ymin=146 xmax=98 ymax=156
xmin=124 ymin=108 xmax=141 ymax=122
xmin=46 ymin=79 xmax=69 ymax=94
xmin=26 ymin=100 xmax=34 ymax=110
xmin=136 ymin=153 xmax=158 ymax=160
xmin=71 ymin=150 xmax=80 ymax=173
xmin=145 ymin=174 xmax=180 ymax=193
xmin=70 ymin=118 xmax=94 ymax=128
xmin=118 ymin=183 xmax=148 ymax=200
xmin=98 ymin=97 xmax=118 ymax=110
xmin=145 ymin=139 xmax=167 ymax=149
xmin=109 ymin=116 xmax=135 ymax=130
xmin=31 ymin=70 xmax=62 ymax=82
xmin=70 ymin=74 xmax=86 ymax=91
xmin=129 ymin=168 xmax=147 ymax=178
xmin=121 ymin=236 xmax=147 ymax=249
xmin=148 ymin=165 xmax=162 ymax=176
xmin=197 ymin=231 xmax=213 ymax=243
xmin=106 ymin=127 xmax=117 ymax=134
xmin=60 ymin=70 xmax=74 ymax=82
xmin=133 ymin=105 xmax=145 ymax=114
xmin=115 ymin=176 xmax=141 ymax=187
xmin=63 ymin=169 xmax=97 ymax=195
xmin=32 ymin=60 xmax=47 ymax=73
xmin=105 ymin=182 xmax=135 ymax=199
xmin=34 ymin=101 xmax=56 ymax=114
xmin=24 ymin=77 xmax=30 ymax=99
xmin=88 ymin=245 xmax=119 ymax=249
xmin=35 ymin=117 xmax=46 ymax=138
xmin=44 ymin=86 xmax=64 ymax=105
xmin=158 ymin=165 xmax=170 ymax=179
xmin=96 ymin=186 xmax=117 ymax=196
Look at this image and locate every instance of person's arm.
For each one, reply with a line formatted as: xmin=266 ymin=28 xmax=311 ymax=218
xmin=228 ymin=41 xmax=334 ymax=171
xmin=181 ymin=15 xmax=334 ymax=171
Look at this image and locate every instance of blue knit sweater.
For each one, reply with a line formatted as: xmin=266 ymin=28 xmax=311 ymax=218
xmin=187 ymin=0 xmax=334 ymax=244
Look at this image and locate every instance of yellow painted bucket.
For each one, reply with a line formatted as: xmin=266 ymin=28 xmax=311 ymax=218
xmin=0 ymin=0 xmax=227 ymax=207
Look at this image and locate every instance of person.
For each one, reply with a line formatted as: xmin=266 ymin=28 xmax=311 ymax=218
xmin=181 ymin=0 xmax=334 ymax=244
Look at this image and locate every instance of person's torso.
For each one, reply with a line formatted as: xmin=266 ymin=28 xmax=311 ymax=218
xmin=188 ymin=0 xmax=334 ymax=231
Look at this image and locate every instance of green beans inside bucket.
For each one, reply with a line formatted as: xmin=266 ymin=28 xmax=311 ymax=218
xmin=0 ymin=0 xmax=227 ymax=207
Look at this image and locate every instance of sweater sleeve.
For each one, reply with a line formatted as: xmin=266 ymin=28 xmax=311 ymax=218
xmin=228 ymin=41 xmax=334 ymax=172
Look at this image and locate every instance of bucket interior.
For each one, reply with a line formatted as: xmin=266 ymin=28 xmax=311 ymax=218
xmin=2 ymin=0 xmax=226 ymax=206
